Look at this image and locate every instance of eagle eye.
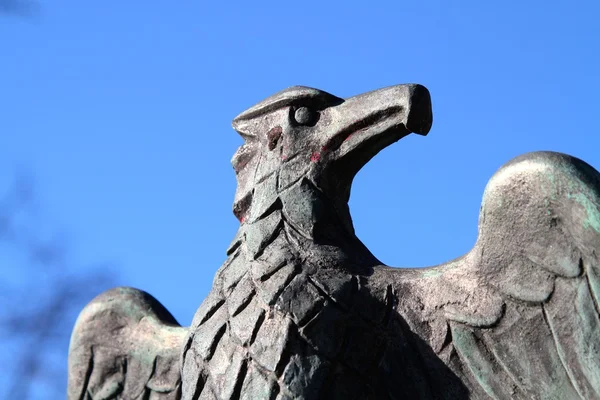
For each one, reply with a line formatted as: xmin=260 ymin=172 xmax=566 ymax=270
xmin=293 ymin=106 xmax=319 ymax=126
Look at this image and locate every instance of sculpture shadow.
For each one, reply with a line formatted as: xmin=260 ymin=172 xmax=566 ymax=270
xmin=370 ymin=311 xmax=470 ymax=400
xmin=315 ymin=282 xmax=470 ymax=400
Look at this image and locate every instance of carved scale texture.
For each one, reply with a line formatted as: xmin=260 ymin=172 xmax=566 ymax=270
xmin=68 ymin=81 xmax=600 ymax=399
xmin=69 ymin=152 xmax=600 ymax=400
xmin=180 ymin=195 xmax=469 ymax=399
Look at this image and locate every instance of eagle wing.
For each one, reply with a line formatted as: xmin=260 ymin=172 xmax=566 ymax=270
xmin=68 ymin=287 xmax=188 ymax=400
xmin=377 ymin=151 xmax=600 ymax=399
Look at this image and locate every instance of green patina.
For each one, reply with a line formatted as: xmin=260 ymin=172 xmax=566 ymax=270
xmin=567 ymin=191 xmax=600 ymax=233
xmin=574 ymin=278 xmax=600 ymax=393
xmin=586 ymin=262 xmax=600 ymax=315
xmin=421 ymin=268 xmax=443 ymax=278
xmin=421 ymin=259 xmax=461 ymax=278
xmin=555 ymin=160 xmax=600 ymax=233
xmin=451 ymin=325 xmax=501 ymax=400
xmin=454 ymin=316 xmax=581 ymax=400
xmin=544 ymin=169 xmax=558 ymax=200
xmin=130 ymin=347 xmax=157 ymax=368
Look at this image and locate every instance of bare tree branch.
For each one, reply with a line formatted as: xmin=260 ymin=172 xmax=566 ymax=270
xmin=0 ymin=173 xmax=116 ymax=399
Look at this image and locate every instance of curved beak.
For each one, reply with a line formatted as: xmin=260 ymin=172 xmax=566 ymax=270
xmin=324 ymin=84 xmax=432 ymax=158
xmin=404 ymin=84 xmax=433 ymax=135
xmin=319 ymin=84 xmax=433 ymax=201
xmin=323 ymin=83 xmax=432 ymax=168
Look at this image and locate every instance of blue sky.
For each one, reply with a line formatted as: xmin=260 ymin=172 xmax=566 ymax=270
xmin=1 ymin=0 xmax=599 ymax=379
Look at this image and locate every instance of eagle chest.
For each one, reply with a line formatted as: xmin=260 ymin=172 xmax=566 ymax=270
xmin=184 ymin=229 xmax=393 ymax=399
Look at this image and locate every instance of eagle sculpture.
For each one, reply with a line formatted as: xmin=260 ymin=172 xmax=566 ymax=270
xmin=68 ymin=84 xmax=600 ymax=399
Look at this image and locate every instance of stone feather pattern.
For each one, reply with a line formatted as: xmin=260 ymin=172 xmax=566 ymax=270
xmin=68 ymin=84 xmax=600 ymax=399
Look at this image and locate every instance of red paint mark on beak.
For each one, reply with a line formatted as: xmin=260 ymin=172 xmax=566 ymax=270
xmin=239 ymin=216 xmax=245 ymax=223
xmin=344 ymin=134 xmax=353 ymax=142
xmin=311 ymin=152 xmax=321 ymax=162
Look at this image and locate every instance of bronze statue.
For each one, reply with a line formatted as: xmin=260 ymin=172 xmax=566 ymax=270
xmin=68 ymin=84 xmax=600 ymax=399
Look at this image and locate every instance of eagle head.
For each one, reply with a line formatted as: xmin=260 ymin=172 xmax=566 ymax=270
xmin=230 ymin=84 xmax=432 ymax=224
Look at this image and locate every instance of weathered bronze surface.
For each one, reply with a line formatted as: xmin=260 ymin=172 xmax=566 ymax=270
xmin=68 ymin=84 xmax=600 ymax=399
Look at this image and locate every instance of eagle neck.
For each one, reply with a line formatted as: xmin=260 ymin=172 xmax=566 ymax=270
xmin=232 ymin=176 xmax=380 ymax=274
